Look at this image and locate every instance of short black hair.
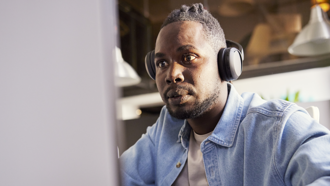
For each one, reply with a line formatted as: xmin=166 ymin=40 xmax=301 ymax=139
xmin=161 ymin=3 xmax=226 ymax=52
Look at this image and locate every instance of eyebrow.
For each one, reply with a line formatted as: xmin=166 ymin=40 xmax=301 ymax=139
xmin=155 ymin=52 xmax=166 ymax=58
xmin=154 ymin=45 xmax=197 ymax=58
xmin=177 ymin=45 xmax=197 ymax=52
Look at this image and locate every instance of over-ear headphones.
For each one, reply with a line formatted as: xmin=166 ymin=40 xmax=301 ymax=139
xmin=145 ymin=40 xmax=244 ymax=81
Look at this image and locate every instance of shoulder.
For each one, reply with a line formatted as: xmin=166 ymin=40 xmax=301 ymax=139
xmin=120 ymin=106 xmax=186 ymax=185
xmin=138 ymin=106 xmax=185 ymax=146
xmin=240 ymin=91 xmax=330 ymax=151
xmin=239 ymin=92 xmax=329 ymax=139
xmin=239 ymin=93 xmax=330 ymax=183
xmin=241 ymin=92 xmax=296 ymax=117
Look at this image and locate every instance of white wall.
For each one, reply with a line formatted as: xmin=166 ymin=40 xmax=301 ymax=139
xmin=297 ymin=100 xmax=330 ymax=129
xmin=0 ymin=0 xmax=119 ymax=185
xmin=234 ymin=66 xmax=330 ymax=102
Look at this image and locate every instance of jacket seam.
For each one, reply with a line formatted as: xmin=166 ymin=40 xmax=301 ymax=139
xmin=229 ymin=99 xmax=243 ymax=146
xmin=247 ymin=107 xmax=283 ymax=117
xmin=146 ymin=132 xmax=156 ymax=146
xmin=272 ymin=103 xmax=294 ymax=185
xmin=272 ymin=115 xmax=286 ymax=185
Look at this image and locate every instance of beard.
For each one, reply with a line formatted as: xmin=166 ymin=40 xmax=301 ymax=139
xmin=166 ymin=85 xmax=220 ymax=120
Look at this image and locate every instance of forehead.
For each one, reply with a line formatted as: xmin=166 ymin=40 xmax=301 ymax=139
xmin=155 ymin=21 xmax=208 ymax=52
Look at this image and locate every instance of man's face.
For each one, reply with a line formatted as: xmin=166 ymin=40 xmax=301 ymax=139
xmin=154 ymin=21 xmax=223 ymax=119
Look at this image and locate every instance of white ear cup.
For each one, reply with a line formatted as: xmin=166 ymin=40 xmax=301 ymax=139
xmin=228 ymin=49 xmax=242 ymax=80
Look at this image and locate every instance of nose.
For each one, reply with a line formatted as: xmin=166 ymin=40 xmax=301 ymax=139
xmin=165 ymin=62 xmax=184 ymax=84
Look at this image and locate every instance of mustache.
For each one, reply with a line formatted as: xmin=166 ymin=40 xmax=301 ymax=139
xmin=164 ymin=85 xmax=196 ymax=98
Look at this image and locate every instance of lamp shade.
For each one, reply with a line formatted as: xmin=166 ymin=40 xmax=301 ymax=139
xmin=115 ymin=47 xmax=141 ymax=87
xmin=288 ymin=5 xmax=330 ymax=56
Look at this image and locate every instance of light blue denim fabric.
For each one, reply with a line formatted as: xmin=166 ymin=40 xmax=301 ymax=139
xmin=120 ymin=83 xmax=330 ymax=186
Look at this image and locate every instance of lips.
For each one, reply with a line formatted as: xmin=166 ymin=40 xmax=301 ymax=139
xmin=166 ymin=89 xmax=189 ymax=99
xmin=165 ymin=88 xmax=193 ymax=105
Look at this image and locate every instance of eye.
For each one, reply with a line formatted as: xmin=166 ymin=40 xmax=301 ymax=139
xmin=183 ymin=54 xmax=197 ymax=63
xmin=156 ymin=60 xmax=168 ymax=68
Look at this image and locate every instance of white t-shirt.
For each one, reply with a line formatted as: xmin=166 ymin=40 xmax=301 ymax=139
xmin=172 ymin=130 xmax=212 ymax=186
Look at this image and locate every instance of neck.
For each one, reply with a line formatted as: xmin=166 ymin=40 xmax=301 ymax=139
xmin=187 ymin=83 xmax=228 ymax=135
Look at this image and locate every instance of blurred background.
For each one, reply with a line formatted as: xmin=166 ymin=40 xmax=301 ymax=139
xmin=117 ymin=0 xmax=330 ymax=152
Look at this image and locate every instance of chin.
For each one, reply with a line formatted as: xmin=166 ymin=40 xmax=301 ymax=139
xmin=166 ymin=105 xmax=193 ymax=119
xmin=166 ymin=103 xmax=206 ymax=119
xmin=166 ymin=91 xmax=219 ymax=119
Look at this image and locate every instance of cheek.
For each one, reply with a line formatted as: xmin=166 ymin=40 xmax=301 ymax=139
xmin=208 ymin=61 xmax=221 ymax=82
xmin=199 ymin=61 xmax=220 ymax=79
xmin=155 ymin=79 xmax=162 ymax=91
xmin=155 ymin=76 xmax=166 ymax=95
xmin=195 ymin=64 xmax=220 ymax=93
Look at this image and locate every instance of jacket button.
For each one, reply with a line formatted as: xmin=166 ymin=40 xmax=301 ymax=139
xmin=176 ymin=162 xmax=181 ymax=168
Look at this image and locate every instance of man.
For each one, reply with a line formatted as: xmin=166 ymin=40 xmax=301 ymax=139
xmin=120 ymin=3 xmax=330 ymax=186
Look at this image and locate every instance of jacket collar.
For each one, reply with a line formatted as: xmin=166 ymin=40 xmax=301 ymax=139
xmin=177 ymin=120 xmax=191 ymax=149
xmin=177 ymin=83 xmax=244 ymax=148
xmin=208 ymin=84 xmax=244 ymax=147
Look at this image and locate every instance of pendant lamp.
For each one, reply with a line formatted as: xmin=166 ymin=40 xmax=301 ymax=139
xmin=115 ymin=47 xmax=141 ymax=87
xmin=288 ymin=5 xmax=330 ymax=56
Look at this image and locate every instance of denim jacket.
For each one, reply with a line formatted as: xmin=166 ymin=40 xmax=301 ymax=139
xmin=120 ymin=84 xmax=330 ymax=186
